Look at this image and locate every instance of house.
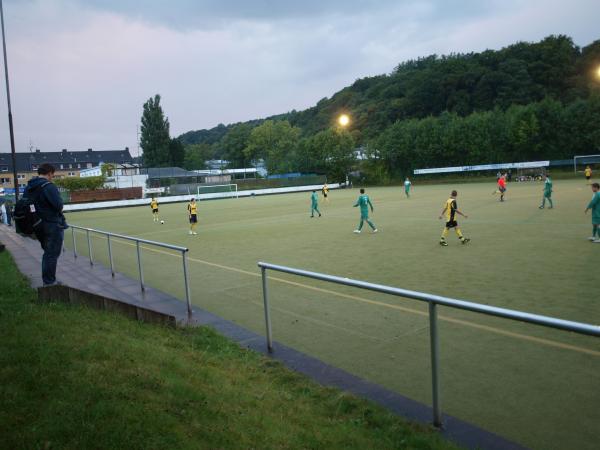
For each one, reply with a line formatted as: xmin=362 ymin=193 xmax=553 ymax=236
xmin=0 ymin=148 xmax=133 ymax=190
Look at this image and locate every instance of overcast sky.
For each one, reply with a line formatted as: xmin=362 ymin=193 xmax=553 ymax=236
xmin=0 ymin=0 xmax=598 ymax=155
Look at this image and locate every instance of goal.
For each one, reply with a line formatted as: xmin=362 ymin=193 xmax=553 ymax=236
xmin=573 ymin=155 xmax=600 ymax=173
xmin=197 ymin=183 xmax=238 ymax=199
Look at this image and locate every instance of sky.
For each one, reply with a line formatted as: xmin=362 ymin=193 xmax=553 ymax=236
xmin=0 ymin=0 xmax=599 ymax=155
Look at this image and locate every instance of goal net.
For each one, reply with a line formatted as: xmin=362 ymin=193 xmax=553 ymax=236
xmin=197 ymin=183 xmax=238 ymax=198
xmin=573 ymin=155 xmax=600 ymax=173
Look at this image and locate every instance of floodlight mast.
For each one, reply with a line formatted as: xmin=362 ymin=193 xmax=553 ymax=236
xmin=0 ymin=0 xmax=19 ymax=201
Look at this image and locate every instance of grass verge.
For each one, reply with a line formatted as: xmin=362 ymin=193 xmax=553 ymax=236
xmin=0 ymin=249 xmax=457 ymax=450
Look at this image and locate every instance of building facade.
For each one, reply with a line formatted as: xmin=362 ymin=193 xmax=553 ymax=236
xmin=0 ymin=148 xmax=133 ymax=190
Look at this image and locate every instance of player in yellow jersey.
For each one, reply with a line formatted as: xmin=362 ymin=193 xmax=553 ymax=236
xmin=150 ymin=197 xmax=159 ymax=222
xmin=585 ymin=166 xmax=592 ymax=183
xmin=322 ymin=183 xmax=330 ymax=203
xmin=438 ymin=190 xmax=470 ymax=246
xmin=187 ymin=198 xmax=198 ymax=235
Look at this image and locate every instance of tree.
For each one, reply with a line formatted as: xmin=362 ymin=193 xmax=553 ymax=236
xmin=218 ymin=123 xmax=253 ymax=168
xmin=168 ymin=138 xmax=185 ymax=167
xmin=305 ymin=128 xmax=356 ymax=181
xmin=140 ymin=94 xmax=171 ymax=167
xmin=244 ymin=120 xmax=300 ymax=174
xmin=183 ymin=143 xmax=213 ymax=170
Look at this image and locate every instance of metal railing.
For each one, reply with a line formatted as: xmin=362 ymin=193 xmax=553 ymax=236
xmin=257 ymin=262 xmax=600 ymax=428
xmin=67 ymin=225 xmax=192 ymax=316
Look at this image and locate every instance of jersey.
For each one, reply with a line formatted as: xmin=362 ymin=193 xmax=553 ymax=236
xmin=585 ymin=168 xmax=592 ymax=177
xmin=354 ymin=194 xmax=373 ymax=216
xmin=498 ymin=178 xmax=506 ymax=189
xmin=150 ymin=199 xmax=158 ymax=210
xmin=322 ymin=185 xmax=329 ymax=195
xmin=404 ymin=180 xmax=411 ymax=190
xmin=311 ymin=192 xmax=318 ymax=205
xmin=587 ymin=191 xmax=600 ymax=223
xmin=544 ymin=178 xmax=553 ymax=196
xmin=187 ymin=202 xmax=197 ymax=216
xmin=444 ymin=198 xmax=458 ymax=222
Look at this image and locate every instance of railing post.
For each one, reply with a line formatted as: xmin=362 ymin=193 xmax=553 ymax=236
xmin=71 ymin=227 xmax=77 ymax=258
xmin=429 ymin=301 xmax=442 ymax=428
xmin=86 ymin=229 xmax=93 ymax=266
xmin=107 ymin=234 xmax=114 ymax=277
xmin=136 ymin=240 xmax=144 ymax=292
xmin=182 ymin=250 xmax=192 ymax=316
xmin=261 ymin=266 xmax=274 ymax=353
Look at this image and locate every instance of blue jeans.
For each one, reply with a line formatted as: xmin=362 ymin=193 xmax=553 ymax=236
xmin=39 ymin=222 xmax=64 ymax=285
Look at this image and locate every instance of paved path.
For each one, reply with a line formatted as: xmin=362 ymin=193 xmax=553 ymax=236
xmin=0 ymin=225 xmax=524 ymax=450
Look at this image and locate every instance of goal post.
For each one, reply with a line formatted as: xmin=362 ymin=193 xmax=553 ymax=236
xmin=197 ymin=183 xmax=238 ymax=198
xmin=573 ymin=155 xmax=600 ymax=173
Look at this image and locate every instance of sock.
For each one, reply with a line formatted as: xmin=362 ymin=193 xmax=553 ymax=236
xmin=358 ymin=220 xmax=364 ymax=231
xmin=441 ymin=228 xmax=449 ymax=239
xmin=548 ymin=198 xmax=553 ymax=208
xmin=456 ymin=228 xmax=464 ymax=240
xmin=594 ymin=226 xmax=599 ymax=238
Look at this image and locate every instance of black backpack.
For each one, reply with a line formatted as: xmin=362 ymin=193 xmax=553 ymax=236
xmin=14 ymin=181 xmax=50 ymax=237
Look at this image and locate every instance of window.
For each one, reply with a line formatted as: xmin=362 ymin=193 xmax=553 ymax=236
xmin=69 ymin=164 xmax=73 ymax=169
xmin=77 ymin=163 xmax=81 ymax=169
xmin=17 ymin=174 xmax=26 ymax=179
xmin=67 ymin=172 xmax=76 ymax=176
xmin=0 ymin=177 xmax=10 ymax=183
xmin=0 ymin=166 xmax=7 ymax=172
xmin=31 ymin=164 xmax=38 ymax=170
xmin=86 ymin=163 xmax=92 ymax=168
xmin=60 ymin=164 xmax=64 ymax=169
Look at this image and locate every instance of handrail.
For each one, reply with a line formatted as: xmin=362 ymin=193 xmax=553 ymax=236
xmin=257 ymin=261 xmax=600 ymax=428
xmin=67 ymin=225 xmax=192 ymax=316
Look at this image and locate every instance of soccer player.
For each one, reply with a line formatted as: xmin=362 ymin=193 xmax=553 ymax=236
xmin=310 ymin=190 xmax=322 ymax=218
xmin=322 ymin=183 xmax=330 ymax=203
xmin=539 ymin=174 xmax=553 ymax=209
xmin=439 ymin=190 xmax=470 ymax=246
xmin=404 ymin=178 xmax=412 ymax=198
xmin=353 ymin=188 xmax=377 ymax=234
xmin=494 ymin=174 xmax=507 ymax=202
xmin=150 ymin=197 xmax=159 ymax=222
xmin=585 ymin=166 xmax=592 ymax=183
xmin=585 ymin=182 xmax=600 ymax=243
xmin=187 ymin=198 xmax=198 ymax=235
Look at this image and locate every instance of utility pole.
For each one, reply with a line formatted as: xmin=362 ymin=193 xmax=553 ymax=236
xmin=0 ymin=0 xmax=18 ymax=200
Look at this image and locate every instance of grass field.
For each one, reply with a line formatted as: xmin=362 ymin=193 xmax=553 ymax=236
xmin=64 ymin=179 xmax=600 ymax=450
xmin=0 ymin=251 xmax=457 ymax=450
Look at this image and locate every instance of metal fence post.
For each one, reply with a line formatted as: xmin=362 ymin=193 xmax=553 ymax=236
xmin=71 ymin=226 xmax=77 ymax=258
xmin=136 ymin=240 xmax=144 ymax=292
xmin=261 ymin=267 xmax=274 ymax=352
xmin=429 ymin=301 xmax=442 ymax=428
xmin=182 ymin=250 xmax=192 ymax=316
xmin=86 ymin=229 xmax=93 ymax=266
xmin=107 ymin=234 xmax=114 ymax=277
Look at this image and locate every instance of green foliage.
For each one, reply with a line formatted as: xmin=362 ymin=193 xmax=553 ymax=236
xmin=245 ymin=120 xmax=301 ymax=173
xmin=300 ymin=128 xmax=356 ymax=182
xmin=54 ymin=176 xmax=105 ymax=191
xmin=168 ymin=138 xmax=185 ymax=167
xmin=141 ymin=94 xmax=171 ymax=167
xmin=100 ymin=163 xmax=115 ymax=177
xmin=176 ymin=36 xmax=600 ymax=182
xmin=183 ymin=143 xmax=213 ymax=170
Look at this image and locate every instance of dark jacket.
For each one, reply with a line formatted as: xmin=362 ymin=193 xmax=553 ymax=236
xmin=25 ymin=177 xmax=66 ymax=225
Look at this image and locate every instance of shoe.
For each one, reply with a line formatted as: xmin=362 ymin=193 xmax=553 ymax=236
xmin=462 ymin=238 xmax=471 ymax=244
xmin=319 ymin=214 xmax=322 ymax=217
xmin=193 ymin=232 xmax=198 ymax=235
xmin=189 ymin=231 xmax=193 ymax=235
xmin=310 ymin=215 xmax=314 ymax=218
xmin=539 ymin=206 xmax=544 ymax=209
xmin=353 ymin=230 xmax=361 ymax=234
xmin=588 ymin=237 xmax=596 ymax=241
xmin=439 ymin=240 xmax=448 ymax=246
xmin=594 ymin=239 xmax=600 ymax=244
xmin=372 ymin=229 xmax=378 ymax=233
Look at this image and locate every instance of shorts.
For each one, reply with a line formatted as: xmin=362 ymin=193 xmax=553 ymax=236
xmin=499 ymin=187 xmax=506 ymax=193
xmin=323 ymin=192 xmax=328 ymax=198
xmin=152 ymin=208 xmax=158 ymax=213
xmin=445 ymin=220 xmax=458 ymax=228
xmin=586 ymin=176 xmax=591 ymax=180
xmin=189 ymin=214 xmax=197 ymax=224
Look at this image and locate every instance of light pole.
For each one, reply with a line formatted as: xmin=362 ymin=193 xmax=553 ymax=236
xmin=0 ymin=0 xmax=18 ymax=201
xmin=338 ymin=113 xmax=350 ymax=128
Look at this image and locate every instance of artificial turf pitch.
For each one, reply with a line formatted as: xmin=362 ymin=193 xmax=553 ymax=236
xmin=64 ymin=179 xmax=600 ymax=450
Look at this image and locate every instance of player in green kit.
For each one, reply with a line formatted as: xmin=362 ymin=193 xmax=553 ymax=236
xmin=310 ymin=190 xmax=322 ymax=218
xmin=353 ymin=188 xmax=378 ymax=233
xmin=585 ymin=183 xmax=600 ymax=243
xmin=404 ymin=178 xmax=412 ymax=198
xmin=539 ymin=173 xmax=554 ymax=209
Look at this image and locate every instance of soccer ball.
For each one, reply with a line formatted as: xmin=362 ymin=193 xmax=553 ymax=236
xmin=160 ymin=220 xmax=164 ymax=224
